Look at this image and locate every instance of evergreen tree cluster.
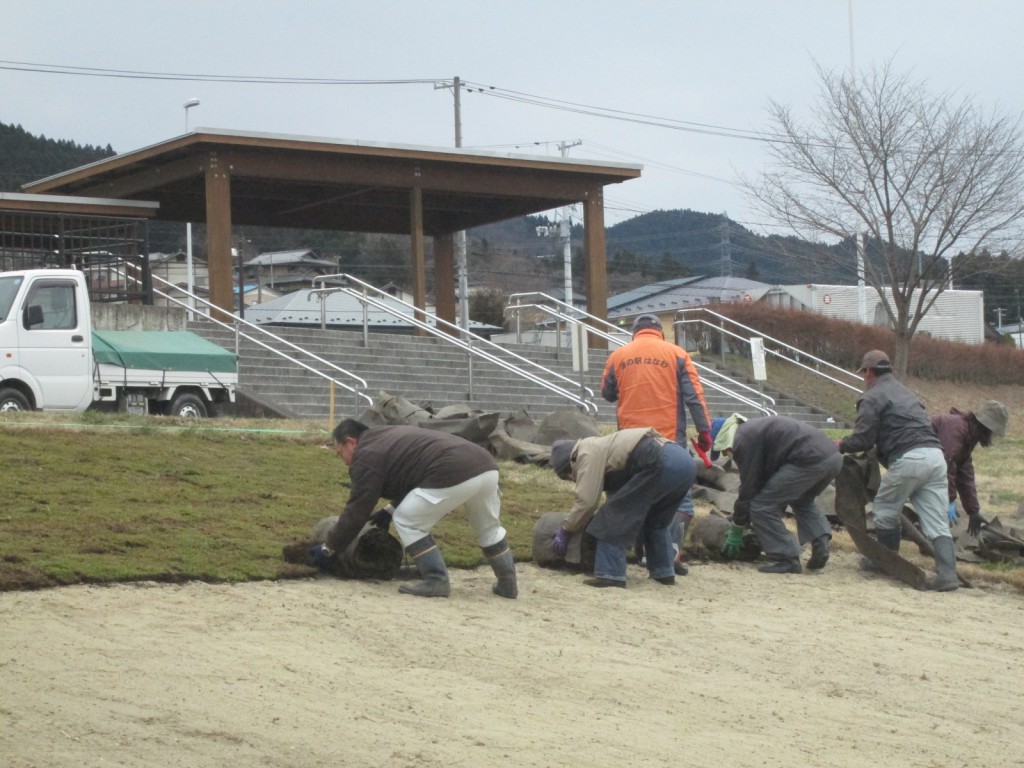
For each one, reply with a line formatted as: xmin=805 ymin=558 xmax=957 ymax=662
xmin=954 ymin=250 xmax=1024 ymax=327
xmin=0 ymin=121 xmax=114 ymax=192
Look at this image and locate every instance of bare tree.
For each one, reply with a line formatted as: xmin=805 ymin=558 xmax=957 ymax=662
xmin=746 ymin=60 xmax=1024 ymax=374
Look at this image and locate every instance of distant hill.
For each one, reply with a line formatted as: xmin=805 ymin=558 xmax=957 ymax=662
xmin=470 ymin=208 xmax=852 ymax=288
xmin=605 ymin=209 xmax=832 ymax=284
xmin=0 ymin=121 xmax=114 ymax=192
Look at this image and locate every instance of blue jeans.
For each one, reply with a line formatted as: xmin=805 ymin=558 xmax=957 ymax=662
xmin=594 ymin=443 xmax=695 ymax=581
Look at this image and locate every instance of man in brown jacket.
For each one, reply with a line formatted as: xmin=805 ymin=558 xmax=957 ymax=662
xmin=931 ymin=401 xmax=1009 ymax=536
xmin=313 ymin=419 xmax=517 ymax=599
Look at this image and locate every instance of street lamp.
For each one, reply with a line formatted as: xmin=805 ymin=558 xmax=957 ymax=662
xmin=183 ymin=98 xmax=200 ymax=132
xmin=183 ymin=99 xmax=200 ymax=318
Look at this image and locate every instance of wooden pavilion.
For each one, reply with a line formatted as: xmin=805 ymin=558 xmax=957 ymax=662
xmin=23 ymin=128 xmax=641 ymax=343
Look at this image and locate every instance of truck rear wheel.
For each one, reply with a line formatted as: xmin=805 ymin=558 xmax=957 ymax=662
xmin=0 ymin=387 xmax=31 ymax=412
xmin=168 ymin=392 xmax=207 ymax=418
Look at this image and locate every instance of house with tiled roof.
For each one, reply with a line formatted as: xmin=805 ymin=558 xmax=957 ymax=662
xmin=242 ymin=249 xmax=341 ymax=293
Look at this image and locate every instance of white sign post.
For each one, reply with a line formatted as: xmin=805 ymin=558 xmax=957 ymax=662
xmin=750 ymin=337 xmax=767 ymax=381
xmin=572 ymin=322 xmax=589 ymax=372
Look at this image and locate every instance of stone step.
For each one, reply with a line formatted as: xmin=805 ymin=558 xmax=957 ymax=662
xmin=189 ymin=321 xmax=841 ymax=429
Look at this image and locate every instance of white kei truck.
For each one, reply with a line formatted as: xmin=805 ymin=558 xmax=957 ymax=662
xmin=0 ymin=268 xmax=237 ymax=417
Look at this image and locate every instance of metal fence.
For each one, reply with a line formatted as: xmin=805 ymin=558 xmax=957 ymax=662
xmin=0 ymin=209 xmax=152 ymax=303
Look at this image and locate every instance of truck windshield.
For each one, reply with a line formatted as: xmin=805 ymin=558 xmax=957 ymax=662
xmin=0 ymin=276 xmax=25 ymax=322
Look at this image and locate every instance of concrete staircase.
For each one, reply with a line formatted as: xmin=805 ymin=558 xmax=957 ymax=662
xmin=694 ymin=358 xmax=848 ymax=429
xmin=187 ymin=321 xmax=843 ymax=429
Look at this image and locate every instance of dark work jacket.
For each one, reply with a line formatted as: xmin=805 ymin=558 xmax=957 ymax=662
xmin=327 ymin=426 xmax=497 ymax=552
xmin=931 ymin=408 xmax=982 ymax=516
xmin=838 ymin=372 xmax=940 ymax=468
xmin=732 ymin=416 xmax=838 ymax=504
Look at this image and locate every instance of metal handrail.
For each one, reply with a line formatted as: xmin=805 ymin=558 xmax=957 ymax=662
xmin=120 ymin=264 xmax=373 ymax=408
xmin=309 ymin=274 xmax=599 ymax=415
xmin=505 ymin=293 xmax=776 ymax=416
xmin=507 ymin=291 xmax=625 ymax=342
xmin=674 ymin=307 xmax=862 ymax=394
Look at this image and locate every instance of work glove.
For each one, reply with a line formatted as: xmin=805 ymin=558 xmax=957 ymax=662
xmin=696 ymin=430 xmax=713 ymax=453
xmin=967 ymin=512 xmax=985 ymax=537
xmin=721 ymin=524 xmax=745 ymax=560
xmin=732 ymin=499 xmax=751 ymax=528
xmin=551 ymin=527 xmax=570 ymax=557
xmin=369 ymin=506 xmax=394 ymax=530
xmin=947 ymin=501 xmax=959 ymax=526
xmin=309 ymin=543 xmax=335 ymax=571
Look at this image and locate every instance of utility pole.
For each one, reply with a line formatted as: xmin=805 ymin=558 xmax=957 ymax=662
xmin=183 ymin=98 xmax=200 ymax=319
xmin=435 ymin=77 xmax=470 ymax=335
xmin=994 ymin=306 xmax=1006 ymax=327
xmin=558 ymin=140 xmax=582 ymax=305
xmin=452 ymin=77 xmax=470 ymax=335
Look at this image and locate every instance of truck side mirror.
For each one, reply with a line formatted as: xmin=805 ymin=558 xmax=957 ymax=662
xmin=23 ymin=304 xmax=44 ymax=328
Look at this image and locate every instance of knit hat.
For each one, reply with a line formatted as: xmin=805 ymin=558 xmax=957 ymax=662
xmin=631 ymin=314 xmax=663 ymax=334
xmin=974 ymin=400 xmax=1009 ymax=438
xmin=549 ymin=440 xmax=576 ymax=480
xmin=711 ymin=413 xmax=747 ymax=459
xmin=857 ymin=349 xmax=892 ymax=373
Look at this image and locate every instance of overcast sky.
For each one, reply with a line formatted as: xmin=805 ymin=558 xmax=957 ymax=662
xmin=4 ymin=1 xmax=1022 ymax=232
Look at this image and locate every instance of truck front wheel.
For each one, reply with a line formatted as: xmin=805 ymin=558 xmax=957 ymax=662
xmin=168 ymin=392 xmax=208 ymax=418
xmin=0 ymin=387 xmax=31 ymax=412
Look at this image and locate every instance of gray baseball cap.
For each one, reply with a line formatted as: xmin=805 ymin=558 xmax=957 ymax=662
xmin=631 ymin=314 xmax=663 ymax=334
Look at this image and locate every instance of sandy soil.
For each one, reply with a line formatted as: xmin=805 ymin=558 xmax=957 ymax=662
xmin=3 ymin=553 xmax=1023 ymax=768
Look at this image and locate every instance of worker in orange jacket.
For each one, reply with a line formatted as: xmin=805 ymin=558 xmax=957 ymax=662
xmin=602 ymin=314 xmax=712 ymax=565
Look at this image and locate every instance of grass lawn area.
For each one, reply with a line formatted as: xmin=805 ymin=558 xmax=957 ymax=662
xmin=2 ymin=408 xmax=1021 ymax=591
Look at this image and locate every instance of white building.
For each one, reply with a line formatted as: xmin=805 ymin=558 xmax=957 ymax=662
xmin=762 ymin=284 xmax=985 ymax=345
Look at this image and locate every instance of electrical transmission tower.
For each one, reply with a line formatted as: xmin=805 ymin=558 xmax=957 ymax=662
xmin=719 ymin=214 xmax=732 ymax=277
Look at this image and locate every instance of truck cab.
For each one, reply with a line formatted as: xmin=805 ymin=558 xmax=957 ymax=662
xmin=0 ymin=269 xmax=93 ymax=411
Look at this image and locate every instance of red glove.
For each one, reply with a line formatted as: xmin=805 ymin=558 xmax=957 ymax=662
xmin=697 ymin=431 xmax=712 ymax=453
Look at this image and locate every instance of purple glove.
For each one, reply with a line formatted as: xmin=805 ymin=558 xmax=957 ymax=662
xmin=552 ymin=527 xmax=570 ymax=557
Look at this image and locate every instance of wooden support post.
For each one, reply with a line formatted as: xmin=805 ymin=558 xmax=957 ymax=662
xmin=205 ymin=151 xmax=234 ymax=322
xmin=434 ymin=232 xmax=457 ymax=335
xmin=583 ymin=186 xmax=608 ymax=350
xmin=410 ymin=186 xmax=427 ymax=334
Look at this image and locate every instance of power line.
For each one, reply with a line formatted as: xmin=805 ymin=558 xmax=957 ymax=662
xmin=0 ymin=59 xmax=787 ymax=146
xmin=459 ymin=81 xmax=783 ymax=144
xmin=0 ymin=60 xmax=442 ymax=86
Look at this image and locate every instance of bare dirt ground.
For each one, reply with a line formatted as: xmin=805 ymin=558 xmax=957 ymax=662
xmin=3 ymin=551 xmax=1023 ymax=768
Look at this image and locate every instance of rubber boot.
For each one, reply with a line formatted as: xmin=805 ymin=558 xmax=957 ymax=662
xmin=925 ymin=537 xmax=960 ymax=592
xmin=860 ymin=526 xmax=901 ymax=572
xmin=483 ymin=537 xmax=518 ymax=599
xmin=398 ymin=536 xmax=451 ymax=598
xmin=806 ymin=535 xmax=831 ymax=570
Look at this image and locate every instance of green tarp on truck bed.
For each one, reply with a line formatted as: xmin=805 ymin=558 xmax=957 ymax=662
xmin=91 ymin=331 xmax=238 ymax=374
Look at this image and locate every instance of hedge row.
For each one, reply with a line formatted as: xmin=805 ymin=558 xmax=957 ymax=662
xmin=708 ymin=303 xmax=1024 ymax=385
